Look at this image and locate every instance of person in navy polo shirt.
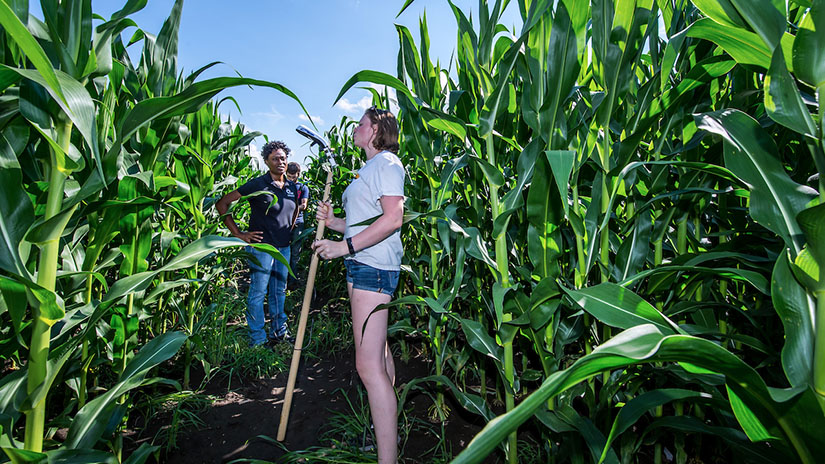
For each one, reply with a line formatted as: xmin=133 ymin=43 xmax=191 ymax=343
xmin=216 ymin=140 xmax=298 ymax=346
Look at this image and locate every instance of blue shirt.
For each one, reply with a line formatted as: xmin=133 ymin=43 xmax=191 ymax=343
xmin=237 ymin=174 xmax=298 ymax=247
xmin=294 ymin=182 xmax=310 ymax=224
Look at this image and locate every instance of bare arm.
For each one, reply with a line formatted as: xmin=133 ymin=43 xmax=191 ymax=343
xmin=216 ymin=190 xmax=262 ymax=243
xmin=350 ymin=195 xmax=404 ymax=252
xmin=312 ymin=196 xmax=404 ymax=259
xmin=315 ymin=201 xmax=347 ymax=233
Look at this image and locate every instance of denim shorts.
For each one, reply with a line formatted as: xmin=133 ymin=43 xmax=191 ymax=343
xmin=344 ymin=260 xmax=400 ymax=295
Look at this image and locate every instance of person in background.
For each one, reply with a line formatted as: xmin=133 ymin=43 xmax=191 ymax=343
xmin=216 ymin=140 xmax=298 ymax=346
xmin=286 ymin=161 xmax=309 ymax=289
xmin=312 ymin=107 xmax=404 ymax=464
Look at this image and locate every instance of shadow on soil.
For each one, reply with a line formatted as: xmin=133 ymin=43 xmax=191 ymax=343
xmin=126 ymin=346 xmax=504 ymax=463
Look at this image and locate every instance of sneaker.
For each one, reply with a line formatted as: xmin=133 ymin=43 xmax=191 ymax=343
xmin=269 ymin=326 xmax=295 ymax=344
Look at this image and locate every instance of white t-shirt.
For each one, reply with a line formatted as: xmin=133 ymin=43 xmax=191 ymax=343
xmin=343 ymin=150 xmax=405 ymax=270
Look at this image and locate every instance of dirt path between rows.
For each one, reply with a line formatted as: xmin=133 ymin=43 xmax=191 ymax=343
xmin=128 ymin=347 xmax=499 ymax=463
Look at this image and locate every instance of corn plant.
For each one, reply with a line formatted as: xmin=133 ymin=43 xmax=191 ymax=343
xmin=319 ymin=0 xmax=825 ymax=462
xmin=0 ymin=0 xmax=308 ymax=460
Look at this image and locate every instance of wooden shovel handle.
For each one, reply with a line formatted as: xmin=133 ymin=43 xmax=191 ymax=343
xmin=277 ymin=164 xmax=335 ymax=441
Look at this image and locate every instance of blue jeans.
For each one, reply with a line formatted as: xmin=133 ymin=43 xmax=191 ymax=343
xmin=246 ymin=245 xmax=291 ymax=346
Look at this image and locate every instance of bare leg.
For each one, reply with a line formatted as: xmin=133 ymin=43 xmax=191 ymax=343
xmin=349 ymin=283 xmax=397 ymax=464
xmin=385 ymin=342 xmax=395 ymax=386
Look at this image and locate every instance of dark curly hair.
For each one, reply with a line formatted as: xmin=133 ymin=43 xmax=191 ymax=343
xmin=261 ymin=140 xmax=290 ymax=161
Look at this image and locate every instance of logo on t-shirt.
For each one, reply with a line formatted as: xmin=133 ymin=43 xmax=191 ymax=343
xmin=285 ymin=189 xmax=295 ymax=198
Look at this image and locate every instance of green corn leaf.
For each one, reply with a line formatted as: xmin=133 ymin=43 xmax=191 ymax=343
xmin=792 ymin=248 xmax=823 ymax=292
xmin=144 ymin=279 xmax=199 ymax=305
xmin=19 ymin=344 xmax=76 ymax=412
xmin=530 ymin=277 xmax=560 ymax=310
xmin=697 ymin=110 xmax=815 ymax=256
xmin=146 ymin=0 xmax=182 ymax=96
xmin=728 ymin=0 xmax=786 ymax=51
xmin=765 ymin=47 xmax=818 ymax=137
xmin=374 ymin=294 xmax=449 ymax=314
xmin=796 ymin=203 xmax=825 ymax=272
xmin=65 ymin=332 xmax=187 ymax=448
xmin=469 ymin=155 xmax=505 ymax=187
xmin=560 ymin=0 xmax=589 ymax=59
xmin=530 ymin=299 xmax=560 ymax=331
xmin=599 ymin=159 xmax=743 ymax=243
xmin=100 ymin=0 xmax=148 ymax=30
xmin=434 ymin=153 xmax=468 ymax=210
xmin=502 ymin=138 xmax=543 ymax=212
xmin=0 ymin=277 xmax=26 ymax=337
xmin=0 ymin=370 xmax=26 ymax=425
xmin=41 ymin=449 xmax=118 ymax=463
xmin=24 ymin=204 xmax=79 ymax=245
xmin=5 ymin=65 xmax=103 ymax=179
xmin=421 ymin=107 xmax=466 ymax=140
xmin=461 ymin=318 xmax=504 ymax=363
xmin=51 ymin=302 xmax=98 ymax=341
xmin=542 ymin=2 xmax=579 ymax=146
xmin=396 ymin=0 xmax=416 ymax=18
xmin=792 ymin=0 xmax=825 ymax=88
xmin=691 ymin=0 xmax=747 ymax=28
xmin=613 ymin=210 xmax=653 ymax=281
xmin=640 ymin=416 xmax=785 ymax=463
xmin=562 ymin=283 xmax=680 ymax=334
xmin=0 ymin=132 xmax=34 ymax=279
xmin=0 ymin=1 xmax=65 ymax=102
xmin=546 ymin=150 xmax=575 ymax=215
xmin=333 ymin=70 xmax=415 ymax=108
xmin=620 ymin=265 xmax=770 ymax=295
xmin=23 ymin=278 xmax=65 ymax=326
xmin=554 ymin=405 xmax=619 ymax=464
xmin=396 ymin=24 xmax=426 ymax=102
xmin=122 ymin=443 xmax=159 ymax=464
xmin=104 ymin=236 xmax=265 ymax=301
xmin=727 ymin=384 xmax=775 ymax=441
xmin=114 ymin=77 xmax=309 ymax=167
xmin=398 ymin=374 xmax=495 ymax=421
xmin=660 ymin=28 xmax=688 ymax=92
xmin=527 ymin=154 xmax=563 ymax=279
xmin=1 ymin=448 xmax=47 ymax=463
xmin=600 ymin=389 xmax=711 ymax=463
xmin=452 ymin=324 xmax=822 ymax=464
xmin=479 ymin=35 xmax=526 ymax=136
xmin=686 ymin=18 xmax=794 ymax=71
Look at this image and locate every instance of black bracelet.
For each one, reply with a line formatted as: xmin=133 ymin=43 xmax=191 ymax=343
xmin=346 ymin=237 xmax=356 ymax=256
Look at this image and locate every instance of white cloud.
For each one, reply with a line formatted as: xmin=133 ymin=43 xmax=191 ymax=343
xmin=298 ymin=113 xmax=324 ymax=126
xmin=250 ymin=107 xmax=285 ymax=125
xmin=334 ymin=95 xmax=372 ymax=114
xmin=334 ymin=86 xmax=400 ymax=117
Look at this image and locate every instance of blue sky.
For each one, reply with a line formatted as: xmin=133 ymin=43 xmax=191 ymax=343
xmin=86 ymin=0 xmax=523 ymax=170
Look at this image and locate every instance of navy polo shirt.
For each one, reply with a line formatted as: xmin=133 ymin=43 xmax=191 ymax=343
xmin=237 ymin=174 xmax=298 ymax=247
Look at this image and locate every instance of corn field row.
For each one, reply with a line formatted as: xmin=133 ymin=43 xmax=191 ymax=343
xmin=308 ymin=0 xmax=825 ymax=462
xmin=1 ymin=0 xmax=825 ymax=463
xmin=0 ymin=0 xmax=304 ymax=462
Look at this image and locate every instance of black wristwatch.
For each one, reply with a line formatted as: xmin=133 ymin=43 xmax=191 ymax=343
xmin=346 ymin=237 xmax=356 ymax=256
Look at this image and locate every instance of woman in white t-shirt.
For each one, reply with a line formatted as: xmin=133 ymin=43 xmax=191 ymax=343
xmin=312 ymin=106 xmax=404 ymax=464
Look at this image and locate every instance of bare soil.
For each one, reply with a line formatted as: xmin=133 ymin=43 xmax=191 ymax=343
xmin=125 ymin=346 xmax=501 ymax=463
